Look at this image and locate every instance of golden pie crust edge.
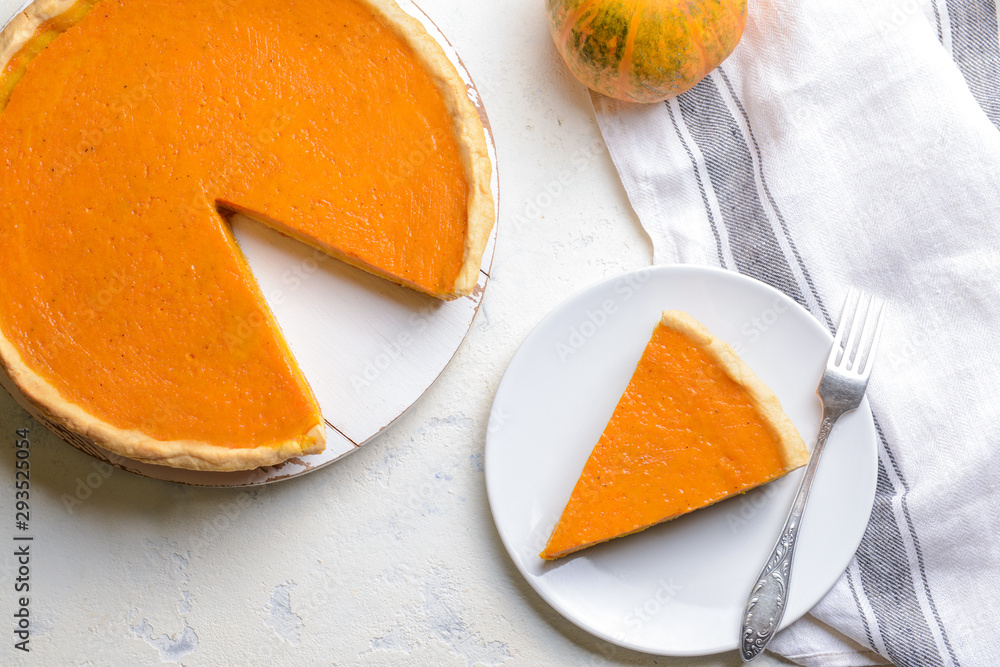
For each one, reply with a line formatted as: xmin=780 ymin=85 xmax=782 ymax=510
xmin=0 ymin=0 xmax=75 ymax=67
xmin=365 ymin=0 xmax=495 ymax=297
xmin=0 ymin=0 xmax=493 ymax=471
xmin=0 ymin=332 xmax=328 ymax=471
xmin=660 ymin=310 xmax=810 ymax=471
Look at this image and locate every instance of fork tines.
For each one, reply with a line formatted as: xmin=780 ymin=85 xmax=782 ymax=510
xmin=829 ymin=288 xmax=886 ymax=378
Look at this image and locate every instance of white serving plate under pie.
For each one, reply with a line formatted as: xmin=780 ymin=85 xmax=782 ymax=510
xmin=484 ymin=265 xmax=878 ymax=656
xmin=0 ymin=0 xmax=498 ymax=487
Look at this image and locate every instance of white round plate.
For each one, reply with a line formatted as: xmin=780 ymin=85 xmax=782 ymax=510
xmin=0 ymin=1 xmax=498 ymax=487
xmin=485 ymin=265 xmax=878 ymax=656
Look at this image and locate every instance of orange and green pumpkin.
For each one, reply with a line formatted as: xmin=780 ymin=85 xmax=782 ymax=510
xmin=547 ymin=0 xmax=748 ymax=103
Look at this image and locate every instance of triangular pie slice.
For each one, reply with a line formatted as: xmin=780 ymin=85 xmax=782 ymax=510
xmin=540 ymin=310 xmax=808 ymax=560
xmin=0 ymin=0 xmax=493 ymax=470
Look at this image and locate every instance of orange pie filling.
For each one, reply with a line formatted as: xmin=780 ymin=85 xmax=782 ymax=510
xmin=540 ymin=311 xmax=807 ymax=560
xmin=0 ymin=0 xmax=492 ymax=468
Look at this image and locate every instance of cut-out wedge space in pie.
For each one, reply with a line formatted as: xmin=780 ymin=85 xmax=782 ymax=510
xmin=0 ymin=0 xmax=493 ymax=471
xmin=540 ymin=310 xmax=809 ymax=560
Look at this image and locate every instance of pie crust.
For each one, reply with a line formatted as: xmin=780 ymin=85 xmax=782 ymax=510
xmin=0 ymin=0 xmax=494 ymax=471
xmin=660 ymin=310 xmax=808 ymax=471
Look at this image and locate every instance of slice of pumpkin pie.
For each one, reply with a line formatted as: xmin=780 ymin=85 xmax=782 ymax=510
xmin=540 ymin=310 xmax=808 ymax=560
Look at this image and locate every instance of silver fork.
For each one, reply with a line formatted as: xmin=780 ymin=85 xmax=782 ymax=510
xmin=739 ymin=289 xmax=886 ymax=661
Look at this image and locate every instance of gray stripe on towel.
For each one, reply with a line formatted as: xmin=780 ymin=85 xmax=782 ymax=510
xmin=875 ymin=419 xmax=960 ymax=666
xmin=945 ymin=0 xmax=1000 ymax=128
xmin=675 ymin=78 xmax=807 ymax=305
xmin=664 ymin=102 xmax=727 ymax=269
xmin=854 ymin=459 xmax=945 ymax=667
xmin=931 ymin=0 xmax=945 ymax=45
xmin=715 ymin=68 xmax=833 ymax=328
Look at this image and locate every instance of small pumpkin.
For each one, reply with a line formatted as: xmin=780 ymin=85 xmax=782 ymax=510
xmin=547 ymin=0 xmax=747 ymax=103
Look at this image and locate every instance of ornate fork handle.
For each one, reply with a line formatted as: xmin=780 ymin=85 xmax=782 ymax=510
xmin=740 ymin=410 xmax=841 ymax=661
xmin=741 ymin=289 xmax=884 ymax=660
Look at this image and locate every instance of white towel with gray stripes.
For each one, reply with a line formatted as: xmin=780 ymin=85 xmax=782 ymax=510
xmin=591 ymin=1 xmax=1000 ymax=666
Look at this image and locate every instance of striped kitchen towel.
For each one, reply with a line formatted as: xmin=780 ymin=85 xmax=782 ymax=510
xmin=591 ymin=1 xmax=1000 ymax=666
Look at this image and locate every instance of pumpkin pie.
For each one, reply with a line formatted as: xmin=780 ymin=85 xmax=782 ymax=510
xmin=0 ymin=0 xmax=493 ymax=470
xmin=540 ymin=310 xmax=808 ymax=560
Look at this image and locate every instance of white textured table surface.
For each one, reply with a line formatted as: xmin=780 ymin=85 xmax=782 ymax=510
xmin=0 ymin=0 xmax=791 ymax=663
